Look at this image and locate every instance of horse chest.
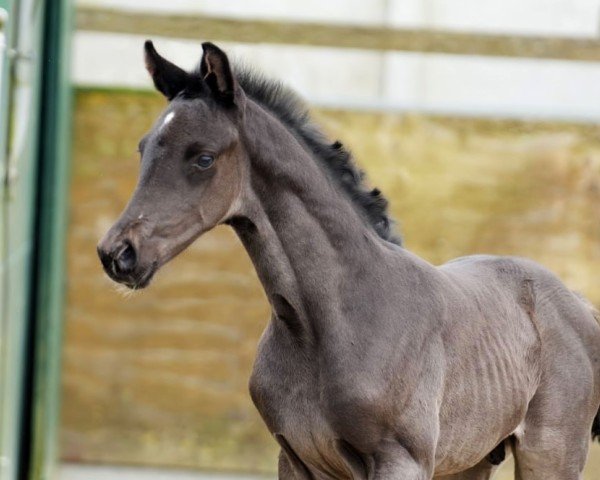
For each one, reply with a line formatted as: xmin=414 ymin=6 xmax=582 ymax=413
xmin=249 ymin=324 xmax=372 ymax=476
xmin=250 ymin=335 xmax=330 ymax=450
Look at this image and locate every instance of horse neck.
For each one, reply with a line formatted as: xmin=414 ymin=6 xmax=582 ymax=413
xmin=230 ymin=100 xmax=389 ymax=338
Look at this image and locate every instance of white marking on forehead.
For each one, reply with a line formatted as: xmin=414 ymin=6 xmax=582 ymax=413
xmin=160 ymin=111 xmax=175 ymax=130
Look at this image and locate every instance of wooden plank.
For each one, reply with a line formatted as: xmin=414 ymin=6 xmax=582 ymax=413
xmin=76 ymin=6 xmax=600 ymax=62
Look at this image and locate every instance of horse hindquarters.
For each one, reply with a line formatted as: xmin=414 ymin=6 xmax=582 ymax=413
xmin=510 ymin=282 xmax=600 ymax=480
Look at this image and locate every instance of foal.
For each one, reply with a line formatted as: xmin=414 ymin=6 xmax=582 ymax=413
xmin=98 ymin=41 xmax=600 ymax=479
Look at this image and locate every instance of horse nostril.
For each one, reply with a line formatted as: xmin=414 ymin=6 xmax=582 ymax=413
xmin=114 ymin=242 xmax=137 ymax=275
xmin=97 ymin=245 xmax=113 ymax=271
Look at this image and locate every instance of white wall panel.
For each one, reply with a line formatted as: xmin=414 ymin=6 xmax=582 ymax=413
xmin=78 ymin=0 xmax=600 ymax=36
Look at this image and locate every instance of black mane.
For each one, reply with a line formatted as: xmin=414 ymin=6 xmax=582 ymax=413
xmin=234 ymin=68 xmax=402 ymax=246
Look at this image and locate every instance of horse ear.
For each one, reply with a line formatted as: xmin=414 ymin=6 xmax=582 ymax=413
xmin=200 ymin=42 xmax=237 ymax=106
xmin=144 ymin=40 xmax=189 ymax=100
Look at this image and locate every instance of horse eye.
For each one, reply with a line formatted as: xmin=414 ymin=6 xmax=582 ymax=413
xmin=193 ymin=154 xmax=215 ymax=170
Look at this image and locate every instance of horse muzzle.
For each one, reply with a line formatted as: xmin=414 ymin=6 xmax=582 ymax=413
xmin=97 ymin=232 xmax=157 ymax=289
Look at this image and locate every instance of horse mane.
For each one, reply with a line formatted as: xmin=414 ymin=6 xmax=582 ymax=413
xmin=234 ymin=67 xmax=402 ymax=246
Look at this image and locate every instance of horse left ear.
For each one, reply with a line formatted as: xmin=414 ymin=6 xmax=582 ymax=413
xmin=144 ymin=40 xmax=189 ymax=100
xmin=200 ymin=42 xmax=237 ymax=106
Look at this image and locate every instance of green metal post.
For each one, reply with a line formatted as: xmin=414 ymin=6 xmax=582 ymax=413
xmin=27 ymin=0 xmax=73 ymax=478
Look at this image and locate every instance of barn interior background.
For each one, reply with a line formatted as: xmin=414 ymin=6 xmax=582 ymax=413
xmin=24 ymin=0 xmax=600 ymax=478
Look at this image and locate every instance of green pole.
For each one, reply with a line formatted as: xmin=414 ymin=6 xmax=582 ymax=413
xmin=26 ymin=0 xmax=73 ymax=478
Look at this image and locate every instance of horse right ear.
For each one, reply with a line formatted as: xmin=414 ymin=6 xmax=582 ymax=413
xmin=144 ymin=40 xmax=189 ymax=100
xmin=200 ymin=42 xmax=238 ymax=107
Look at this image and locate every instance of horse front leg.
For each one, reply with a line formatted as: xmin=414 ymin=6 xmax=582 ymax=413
xmin=278 ymin=449 xmax=301 ymax=479
xmin=373 ymin=440 xmax=433 ymax=480
xmin=276 ymin=435 xmax=314 ymax=480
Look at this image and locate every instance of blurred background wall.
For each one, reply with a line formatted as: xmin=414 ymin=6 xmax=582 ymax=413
xmin=60 ymin=1 xmax=600 ymax=478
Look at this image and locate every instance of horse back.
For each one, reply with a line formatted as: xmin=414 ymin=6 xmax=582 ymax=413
xmin=440 ymin=254 xmax=600 ymax=356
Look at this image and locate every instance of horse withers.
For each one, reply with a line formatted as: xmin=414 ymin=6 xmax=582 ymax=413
xmin=97 ymin=41 xmax=600 ymax=479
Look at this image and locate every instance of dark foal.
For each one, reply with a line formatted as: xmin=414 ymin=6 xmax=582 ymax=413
xmin=98 ymin=41 xmax=600 ymax=479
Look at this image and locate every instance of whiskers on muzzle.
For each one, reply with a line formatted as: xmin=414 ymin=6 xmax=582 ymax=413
xmin=110 ymin=281 xmax=143 ymax=299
